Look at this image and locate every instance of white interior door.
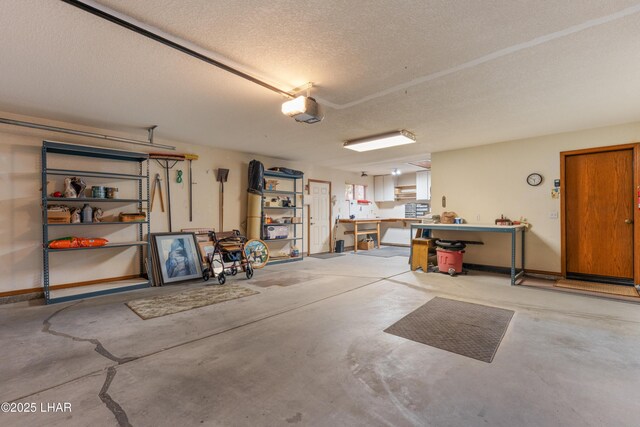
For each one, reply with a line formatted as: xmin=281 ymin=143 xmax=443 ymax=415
xmin=309 ymin=181 xmax=331 ymax=254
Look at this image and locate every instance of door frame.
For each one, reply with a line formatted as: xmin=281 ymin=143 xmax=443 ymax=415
xmin=307 ymin=179 xmax=332 ymax=256
xmin=560 ymin=142 xmax=639 ymax=285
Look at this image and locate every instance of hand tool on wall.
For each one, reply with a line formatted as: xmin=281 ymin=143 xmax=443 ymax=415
xmin=184 ymin=154 xmax=199 ymax=222
xmin=150 ymin=173 xmax=165 ymax=212
xmin=332 ymin=215 xmax=340 ymax=253
xmin=150 ymin=153 xmax=185 ymax=232
xmin=217 ymin=168 xmax=230 ymax=231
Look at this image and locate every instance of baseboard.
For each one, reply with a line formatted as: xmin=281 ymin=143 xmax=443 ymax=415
xmin=463 ymin=263 xmax=512 ymax=275
xmin=0 ymin=287 xmax=44 ymax=298
xmin=0 ymin=274 xmax=142 ymax=304
xmin=462 ymin=263 xmax=561 ymax=281
xmin=566 ymin=272 xmax=634 ymax=286
xmin=0 ymin=291 xmax=44 ymax=305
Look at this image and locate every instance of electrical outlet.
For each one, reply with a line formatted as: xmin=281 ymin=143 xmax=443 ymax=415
xmin=549 ymin=211 xmax=559 ymax=219
xmin=476 ymin=214 xmax=481 ymax=221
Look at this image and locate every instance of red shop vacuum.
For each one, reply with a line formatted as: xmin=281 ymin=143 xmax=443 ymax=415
xmin=435 ymin=239 xmax=467 ymax=276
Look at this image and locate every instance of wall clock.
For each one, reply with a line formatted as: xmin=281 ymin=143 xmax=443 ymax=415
xmin=526 ymin=173 xmax=543 ymax=186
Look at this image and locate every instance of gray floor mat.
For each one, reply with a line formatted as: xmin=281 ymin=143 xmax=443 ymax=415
xmin=309 ymin=253 xmax=346 ymax=259
xmin=356 ymin=246 xmax=410 ymax=257
xmin=384 ymin=297 xmax=514 ymax=363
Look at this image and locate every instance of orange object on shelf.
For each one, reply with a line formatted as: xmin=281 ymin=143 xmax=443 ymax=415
xmin=48 ymin=237 xmax=109 ymax=249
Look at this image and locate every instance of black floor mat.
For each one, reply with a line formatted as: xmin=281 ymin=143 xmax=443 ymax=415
xmin=384 ymin=297 xmax=514 ymax=363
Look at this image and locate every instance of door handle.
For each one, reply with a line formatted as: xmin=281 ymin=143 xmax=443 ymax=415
xmin=625 ymin=218 xmax=633 ymax=224
xmin=310 ymin=222 xmax=315 ymax=225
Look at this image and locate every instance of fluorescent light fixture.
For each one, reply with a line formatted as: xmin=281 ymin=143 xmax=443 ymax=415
xmin=343 ymin=130 xmax=416 ymax=152
xmin=281 ymin=96 xmax=323 ymax=124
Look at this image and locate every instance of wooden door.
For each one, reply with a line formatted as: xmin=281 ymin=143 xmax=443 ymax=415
xmin=564 ymin=148 xmax=634 ymax=282
xmin=309 ymin=180 xmax=331 ymax=254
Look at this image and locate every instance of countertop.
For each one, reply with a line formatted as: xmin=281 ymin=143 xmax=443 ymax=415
xmin=338 ymin=218 xmax=423 ymax=223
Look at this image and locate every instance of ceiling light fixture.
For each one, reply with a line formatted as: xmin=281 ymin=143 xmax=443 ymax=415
xmin=343 ymin=130 xmax=416 ymax=152
xmin=361 ymin=171 xmax=368 ymax=177
xmin=391 ymin=168 xmax=402 ymax=176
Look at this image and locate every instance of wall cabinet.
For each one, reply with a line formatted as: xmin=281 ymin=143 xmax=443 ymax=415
xmin=416 ymin=170 xmax=431 ymax=201
xmin=373 ymin=175 xmax=396 ymax=202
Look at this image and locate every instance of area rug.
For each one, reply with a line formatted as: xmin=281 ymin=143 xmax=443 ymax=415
xmin=309 ymin=253 xmax=346 ymax=259
xmin=384 ymin=297 xmax=514 ymax=363
xmin=126 ymin=285 xmax=259 ymax=319
xmin=555 ymin=279 xmax=639 ymax=298
xmin=356 ymin=246 xmax=410 ymax=258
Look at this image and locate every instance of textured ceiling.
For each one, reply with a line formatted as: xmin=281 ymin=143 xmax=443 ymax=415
xmin=1 ymin=0 xmax=640 ymax=174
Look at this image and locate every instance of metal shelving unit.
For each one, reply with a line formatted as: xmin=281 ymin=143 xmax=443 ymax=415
xmin=261 ymin=170 xmax=304 ymax=265
xmin=42 ymin=141 xmax=151 ymax=303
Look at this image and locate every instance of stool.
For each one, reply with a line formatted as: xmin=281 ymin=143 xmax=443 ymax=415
xmin=411 ymin=238 xmax=435 ymax=271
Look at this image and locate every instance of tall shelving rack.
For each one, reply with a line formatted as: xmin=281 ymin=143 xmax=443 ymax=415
xmin=261 ymin=170 xmax=304 ymax=265
xmin=42 ymin=141 xmax=151 ymax=303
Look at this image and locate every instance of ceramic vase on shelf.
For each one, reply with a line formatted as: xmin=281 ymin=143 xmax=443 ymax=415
xmin=81 ymin=204 xmax=93 ymax=223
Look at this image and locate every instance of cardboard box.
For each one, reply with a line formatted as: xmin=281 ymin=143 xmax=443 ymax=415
xmin=357 ymin=240 xmax=374 ymax=250
xmin=47 ymin=209 xmax=70 ymax=224
xmin=119 ymin=212 xmax=146 ymax=222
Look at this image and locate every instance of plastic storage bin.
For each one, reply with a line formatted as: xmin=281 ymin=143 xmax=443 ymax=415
xmin=265 ymin=225 xmax=289 ymax=239
xmin=436 ymin=248 xmax=465 ymax=276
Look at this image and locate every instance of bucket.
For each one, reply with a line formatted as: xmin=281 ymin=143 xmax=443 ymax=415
xmin=436 ymin=248 xmax=465 ymax=275
xmin=92 ymin=186 xmax=105 ymax=198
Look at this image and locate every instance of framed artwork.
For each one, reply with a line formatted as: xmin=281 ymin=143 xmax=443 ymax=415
xmin=244 ymin=239 xmax=269 ymax=269
xmin=151 ymin=232 xmax=203 ymax=285
xmin=198 ymin=241 xmax=216 ymax=263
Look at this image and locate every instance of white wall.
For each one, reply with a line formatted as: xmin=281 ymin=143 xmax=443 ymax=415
xmin=431 ymin=121 xmax=640 ymax=273
xmin=0 ymin=112 xmax=369 ymax=294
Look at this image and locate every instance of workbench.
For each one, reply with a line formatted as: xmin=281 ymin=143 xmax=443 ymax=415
xmin=410 ymin=223 xmax=526 ymax=285
xmin=338 ymin=219 xmax=381 ymax=252
xmin=338 ymin=218 xmax=422 ymax=252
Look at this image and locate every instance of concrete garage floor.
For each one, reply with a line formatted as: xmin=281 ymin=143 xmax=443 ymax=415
xmin=1 ymin=254 xmax=640 ymax=426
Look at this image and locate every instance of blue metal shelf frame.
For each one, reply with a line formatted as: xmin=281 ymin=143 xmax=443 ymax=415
xmin=47 ymin=197 xmax=148 ymax=203
xmin=263 ymin=189 xmax=304 ymax=196
xmin=42 ymin=140 xmax=152 ymax=303
xmin=267 ymin=257 xmax=303 ymax=265
xmin=48 ymin=282 xmax=149 ymax=304
xmin=262 ymin=170 xmax=304 ymax=265
xmin=46 ymin=168 xmax=146 ymax=181
xmin=48 ymin=221 xmax=149 ymax=226
xmin=410 ymin=223 xmax=525 ymax=285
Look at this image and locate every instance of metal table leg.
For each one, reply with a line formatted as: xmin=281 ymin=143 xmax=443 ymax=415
xmin=353 ymin=222 xmax=358 ymax=253
xmin=511 ymin=230 xmax=516 ymax=285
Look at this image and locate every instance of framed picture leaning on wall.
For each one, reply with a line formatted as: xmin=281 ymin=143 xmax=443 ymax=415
xmin=151 ymin=232 xmax=203 ymax=286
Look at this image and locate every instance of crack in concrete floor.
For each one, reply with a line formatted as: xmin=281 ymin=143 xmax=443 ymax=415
xmin=42 ymin=302 xmax=137 ymax=426
xmin=33 ymin=270 xmax=410 ymax=426
xmin=99 ymin=367 xmax=132 ymax=427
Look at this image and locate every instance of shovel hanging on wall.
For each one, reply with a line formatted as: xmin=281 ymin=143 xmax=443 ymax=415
xmin=217 ymin=168 xmax=229 ymax=231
